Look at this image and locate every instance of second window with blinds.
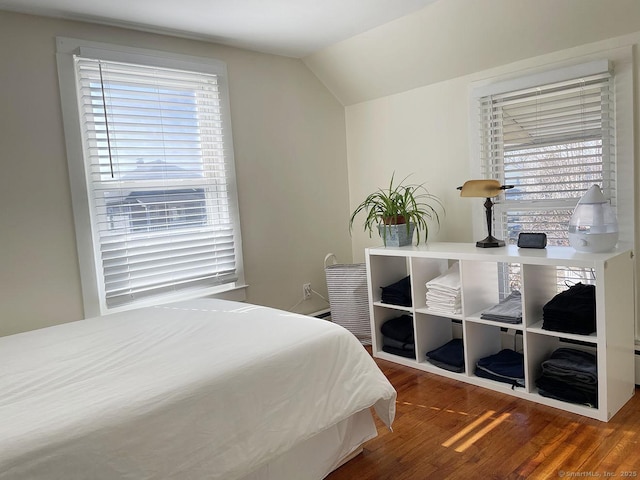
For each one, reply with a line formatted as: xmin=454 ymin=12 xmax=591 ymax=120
xmin=474 ymin=60 xmax=616 ymax=247
xmin=471 ymin=60 xmax=620 ymax=293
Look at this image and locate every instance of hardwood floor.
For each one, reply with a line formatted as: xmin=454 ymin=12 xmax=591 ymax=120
xmin=327 ymin=355 xmax=640 ymax=480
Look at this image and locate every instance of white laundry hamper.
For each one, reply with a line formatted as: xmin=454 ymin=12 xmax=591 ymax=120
xmin=324 ymin=253 xmax=371 ymax=345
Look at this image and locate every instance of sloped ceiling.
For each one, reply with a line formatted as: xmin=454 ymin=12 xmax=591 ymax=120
xmin=303 ymin=0 xmax=640 ymax=106
xmin=4 ymin=0 xmax=640 ymax=105
xmin=0 ymin=0 xmax=437 ymax=58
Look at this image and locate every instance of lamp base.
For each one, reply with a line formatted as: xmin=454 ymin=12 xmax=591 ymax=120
xmin=476 ymin=235 xmax=505 ymax=248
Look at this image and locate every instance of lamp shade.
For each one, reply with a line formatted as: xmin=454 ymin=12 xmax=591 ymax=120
xmin=568 ymin=185 xmax=618 ymax=253
xmin=458 ymin=179 xmax=503 ymax=198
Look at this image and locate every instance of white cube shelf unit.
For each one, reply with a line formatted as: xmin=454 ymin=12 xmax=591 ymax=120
xmin=365 ymin=242 xmax=635 ymax=421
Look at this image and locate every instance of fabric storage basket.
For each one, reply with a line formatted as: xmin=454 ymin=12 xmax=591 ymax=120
xmin=324 ymin=253 xmax=371 ymax=345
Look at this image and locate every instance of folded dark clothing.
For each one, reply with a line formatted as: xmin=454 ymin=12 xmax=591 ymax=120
xmin=380 ymin=276 xmax=412 ymax=307
xmin=536 ymin=375 xmax=598 ymax=407
xmin=381 ymin=275 xmax=411 ymax=294
xmin=541 ymin=318 xmax=596 ymax=335
xmin=538 ymin=388 xmax=597 ymax=408
xmin=541 ymin=348 xmax=597 ymax=385
xmin=380 ymin=315 xmax=414 ymax=343
xmin=542 ymin=283 xmax=596 ymax=335
xmin=381 ymin=294 xmax=412 ymax=307
xmin=383 ymin=336 xmax=415 ymax=351
xmin=475 ymin=349 xmax=525 ymax=387
xmin=536 ymin=373 xmax=597 ymax=395
xmin=426 ymin=358 xmax=465 ymax=373
xmin=426 ymin=338 xmax=464 ymax=369
xmin=544 ymin=282 xmax=595 ymax=309
xmin=382 ymin=345 xmax=416 ymax=358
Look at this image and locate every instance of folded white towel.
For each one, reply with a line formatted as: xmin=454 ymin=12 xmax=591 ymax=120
xmin=427 ymin=295 xmax=461 ymax=304
xmin=426 ymin=262 xmax=461 ymax=291
xmin=427 ymin=292 xmax=460 ymax=302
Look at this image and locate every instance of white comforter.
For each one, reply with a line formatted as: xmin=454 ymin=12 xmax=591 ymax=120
xmin=0 ymin=299 xmax=396 ymax=480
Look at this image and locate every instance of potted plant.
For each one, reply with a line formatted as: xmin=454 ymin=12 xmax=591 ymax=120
xmin=349 ymin=173 xmax=444 ymax=246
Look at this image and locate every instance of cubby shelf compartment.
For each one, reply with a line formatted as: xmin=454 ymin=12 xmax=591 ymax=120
xmin=365 ymin=242 xmax=635 ymax=422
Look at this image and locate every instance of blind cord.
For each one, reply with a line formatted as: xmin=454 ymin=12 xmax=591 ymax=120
xmin=98 ymin=62 xmax=115 ymax=178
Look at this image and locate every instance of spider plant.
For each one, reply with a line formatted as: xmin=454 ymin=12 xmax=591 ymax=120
xmin=349 ymin=173 xmax=444 ymax=245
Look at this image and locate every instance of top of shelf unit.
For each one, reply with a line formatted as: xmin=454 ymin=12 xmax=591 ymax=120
xmin=366 ymin=242 xmax=632 ymax=267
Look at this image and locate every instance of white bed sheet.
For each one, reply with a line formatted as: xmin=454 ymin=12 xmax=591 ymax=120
xmin=0 ymin=298 xmax=395 ymax=480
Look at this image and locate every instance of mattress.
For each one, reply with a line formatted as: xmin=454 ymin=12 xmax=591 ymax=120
xmin=0 ymin=298 xmax=396 ymax=480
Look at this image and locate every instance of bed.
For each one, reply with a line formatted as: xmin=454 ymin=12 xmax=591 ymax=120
xmin=0 ymin=298 xmax=396 ymax=480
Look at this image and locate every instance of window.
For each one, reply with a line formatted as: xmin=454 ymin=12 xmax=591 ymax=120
xmin=472 ymin=60 xmax=617 ymax=295
xmin=57 ymin=39 xmax=244 ymax=315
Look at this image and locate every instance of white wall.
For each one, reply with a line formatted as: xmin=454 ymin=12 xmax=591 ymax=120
xmin=0 ymin=11 xmax=352 ymax=336
xmin=345 ymin=77 xmax=473 ymax=261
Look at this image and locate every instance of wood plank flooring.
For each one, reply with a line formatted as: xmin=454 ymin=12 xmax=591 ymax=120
xmin=327 ymin=355 xmax=640 ymax=480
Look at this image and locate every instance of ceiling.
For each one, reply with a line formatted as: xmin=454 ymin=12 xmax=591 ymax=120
xmin=0 ymin=0 xmax=437 ymax=58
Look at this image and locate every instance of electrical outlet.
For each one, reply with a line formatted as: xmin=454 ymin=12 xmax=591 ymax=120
xmin=303 ymin=283 xmax=312 ymax=300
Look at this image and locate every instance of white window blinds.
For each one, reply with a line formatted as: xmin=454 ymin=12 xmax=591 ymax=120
xmin=477 ymin=65 xmax=615 ymax=247
xmin=74 ymin=56 xmax=241 ymax=310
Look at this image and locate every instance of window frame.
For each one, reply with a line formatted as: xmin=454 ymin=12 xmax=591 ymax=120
xmin=57 ymin=37 xmax=245 ymax=317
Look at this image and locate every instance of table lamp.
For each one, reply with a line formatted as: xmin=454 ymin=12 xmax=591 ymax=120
xmin=458 ymin=179 xmax=514 ymax=248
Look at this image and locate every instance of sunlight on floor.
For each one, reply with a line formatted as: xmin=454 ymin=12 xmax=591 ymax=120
xmin=398 ymin=401 xmax=470 ymax=416
xmin=397 ymin=401 xmax=513 ymax=452
xmin=442 ymin=409 xmax=511 ymax=452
